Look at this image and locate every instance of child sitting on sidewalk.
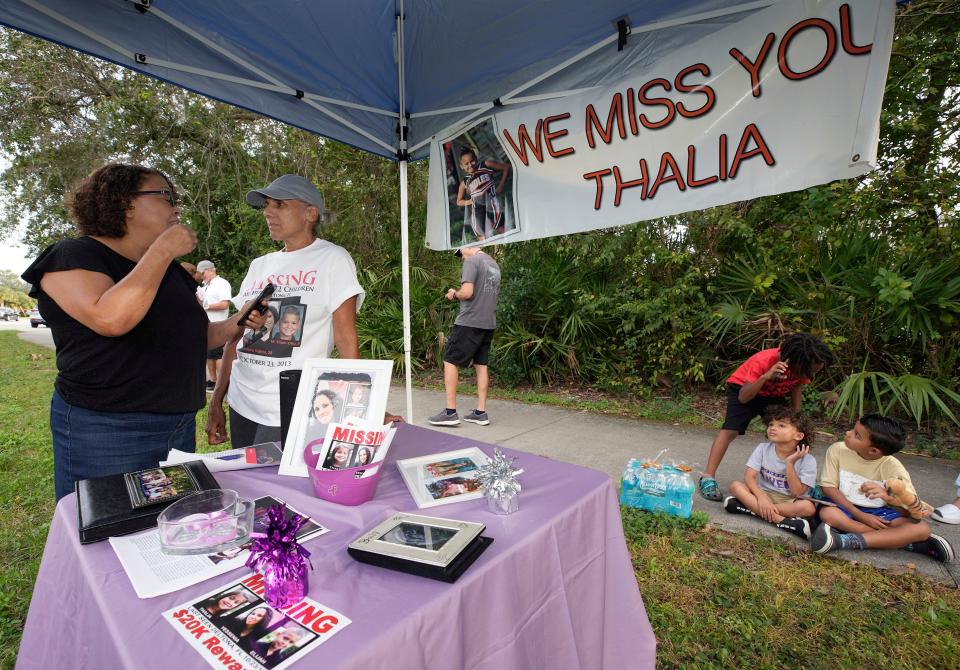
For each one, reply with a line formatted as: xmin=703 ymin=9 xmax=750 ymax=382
xmin=723 ymin=407 xmax=817 ymax=539
xmin=699 ymin=333 xmax=834 ymax=501
xmin=811 ymin=415 xmax=954 ymax=563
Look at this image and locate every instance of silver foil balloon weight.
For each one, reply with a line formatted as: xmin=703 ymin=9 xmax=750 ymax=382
xmin=487 ymin=491 xmax=519 ymax=515
xmin=477 ymin=448 xmax=523 ymax=515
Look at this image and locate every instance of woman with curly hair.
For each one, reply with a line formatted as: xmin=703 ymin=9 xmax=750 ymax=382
xmin=21 ymin=163 xmax=264 ymax=500
xmin=698 ymin=332 xmax=835 ymax=502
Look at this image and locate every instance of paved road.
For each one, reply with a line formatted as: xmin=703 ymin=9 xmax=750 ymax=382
xmin=12 ymin=319 xmax=959 ymax=585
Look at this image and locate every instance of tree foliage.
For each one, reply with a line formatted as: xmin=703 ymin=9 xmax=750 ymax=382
xmin=0 ymin=1 xmax=958 ymax=430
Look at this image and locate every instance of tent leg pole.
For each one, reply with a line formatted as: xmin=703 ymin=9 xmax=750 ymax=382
xmin=399 ymin=159 xmax=414 ymax=423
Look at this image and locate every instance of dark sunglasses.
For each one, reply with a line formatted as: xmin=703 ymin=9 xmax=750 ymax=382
xmin=134 ymin=189 xmax=181 ymax=207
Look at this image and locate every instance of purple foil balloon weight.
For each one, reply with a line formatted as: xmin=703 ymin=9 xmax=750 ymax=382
xmin=245 ymin=504 xmax=312 ymax=609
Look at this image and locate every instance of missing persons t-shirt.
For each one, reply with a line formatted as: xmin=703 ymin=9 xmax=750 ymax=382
xmin=228 ymin=239 xmax=364 ymax=426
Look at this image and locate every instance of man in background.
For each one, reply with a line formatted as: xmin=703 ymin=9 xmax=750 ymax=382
xmin=196 ymin=259 xmax=232 ymax=391
xmin=428 ymin=246 xmax=501 ymax=426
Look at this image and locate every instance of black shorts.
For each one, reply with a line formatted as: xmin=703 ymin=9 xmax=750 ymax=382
xmin=444 ymin=325 xmax=494 ymax=367
xmin=721 ymin=383 xmax=787 ymax=434
xmin=207 ymin=345 xmax=224 ymax=360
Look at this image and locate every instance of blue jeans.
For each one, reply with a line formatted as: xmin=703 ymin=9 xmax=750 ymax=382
xmin=50 ymin=390 xmax=196 ymax=500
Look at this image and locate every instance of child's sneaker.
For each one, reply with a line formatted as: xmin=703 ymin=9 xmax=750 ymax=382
xmin=775 ymin=517 xmax=812 ymax=540
xmin=811 ymin=522 xmax=841 ymax=554
xmin=462 ymin=410 xmax=490 ymax=426
xmin=427 ymin=409 xmax=460 ymax=426
xmin=698 ymin=476 xmax=722 ymax=502
xmin=905 ymin=534 xmax=955 ymax=563
xmin=723 ymin=496 xmax=755 ymax=516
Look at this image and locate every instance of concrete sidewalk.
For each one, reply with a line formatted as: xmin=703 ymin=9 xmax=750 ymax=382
xmin=14 ymin=323 xmax=958 ymax=585
xmin=397 ymin=386 xmax=960 ymax=586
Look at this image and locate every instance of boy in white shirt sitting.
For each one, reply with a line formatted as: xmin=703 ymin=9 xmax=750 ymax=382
xmin=723 ymin=407 xmax=818 ymax=539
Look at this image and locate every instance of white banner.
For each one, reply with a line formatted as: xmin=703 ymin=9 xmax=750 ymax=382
xmin=426 ymin=0 xmax=894 ymax=250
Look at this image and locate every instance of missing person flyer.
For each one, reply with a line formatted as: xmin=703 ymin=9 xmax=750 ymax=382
xmin=164 ymin=573 xmax=350 ymax=670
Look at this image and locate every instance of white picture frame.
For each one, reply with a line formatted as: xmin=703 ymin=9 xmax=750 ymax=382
xmin=348 ymin=512 xmax=485 ymax=567
xmin=396 ymin=448 xmax=490 ymax=508
xmin=278 ymin=358 xmax=393 ymax=477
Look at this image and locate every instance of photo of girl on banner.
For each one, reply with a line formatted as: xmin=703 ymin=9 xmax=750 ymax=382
xmin=442 ymin=117 xmax=518 ymax=247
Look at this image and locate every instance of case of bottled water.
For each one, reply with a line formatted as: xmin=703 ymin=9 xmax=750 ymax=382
xmin=619 ymin=455 xmax=694 ymax=519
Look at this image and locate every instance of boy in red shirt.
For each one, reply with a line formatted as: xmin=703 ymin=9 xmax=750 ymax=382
xmin=699 ymin=333 xmax=834 ymax=501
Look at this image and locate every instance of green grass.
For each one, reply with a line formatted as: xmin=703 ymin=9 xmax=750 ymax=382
xmin=2 ymin=331 xmax=959 ymax=669
xmin=0 ymin=333 xmax=57 ymax=669
xmin=623 ymin=508 xmax=960 ymax=669
xmin=420 ymin=378 xmax=704 ymax=425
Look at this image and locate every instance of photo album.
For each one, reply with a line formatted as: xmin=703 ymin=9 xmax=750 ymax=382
xmin=124 ymin=464 xmax=204 ymax=509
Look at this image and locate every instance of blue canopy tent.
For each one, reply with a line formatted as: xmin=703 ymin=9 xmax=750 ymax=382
xmin=0 ymin=0 xmax=862 ymax=419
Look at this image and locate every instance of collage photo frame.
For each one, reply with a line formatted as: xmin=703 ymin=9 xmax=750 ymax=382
xmin=278 ymin=358 xmax=394 ymax=477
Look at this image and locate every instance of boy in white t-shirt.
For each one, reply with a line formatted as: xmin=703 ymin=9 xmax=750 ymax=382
xmin=723 ymin=407 xmax=817 ymax=539
xmin=206 ymin=174 xmax=367 ymax=448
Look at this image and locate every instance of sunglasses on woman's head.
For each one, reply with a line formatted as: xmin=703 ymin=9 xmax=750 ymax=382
xmin=134 ymin=189 xmax=180 ymax=207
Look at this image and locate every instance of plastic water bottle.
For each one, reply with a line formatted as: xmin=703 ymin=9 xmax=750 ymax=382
xmin=619 ymin=463 xmax=636 ymax=506
xmin=638 ymin=467 xmax=653 ymax=512
xmin=665 ymin=470 xmax=680 ymax=517
xmin=652 ymin=471 xmax=669 ymax=513
xmin=675 ymin=472 xmax=694 ymax=518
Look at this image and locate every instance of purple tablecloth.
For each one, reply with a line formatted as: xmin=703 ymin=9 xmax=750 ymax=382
xmin=16 ymin=424 xmax=655 ymax=669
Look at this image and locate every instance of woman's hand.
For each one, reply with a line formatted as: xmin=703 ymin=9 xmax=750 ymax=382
xmin=152 ymin=224 xmax=197 ymax=259
xmin=235 ymin=298 xmax=268 ymax=331
xmin=206 ymin=401 xmax=228 ymax=445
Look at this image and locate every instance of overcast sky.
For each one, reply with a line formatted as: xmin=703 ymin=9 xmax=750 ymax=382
xmin=0 ymin=153 xmax=35 ymax=276
xmin=0 ymin=233 xmax=33 ymax=276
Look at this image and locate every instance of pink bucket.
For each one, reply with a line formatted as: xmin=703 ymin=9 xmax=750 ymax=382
xmin=304 ymin=439 xmax=383 ymax=506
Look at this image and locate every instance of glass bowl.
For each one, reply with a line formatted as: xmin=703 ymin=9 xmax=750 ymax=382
xmin=157 ymin=489 xmax=254 ymax=555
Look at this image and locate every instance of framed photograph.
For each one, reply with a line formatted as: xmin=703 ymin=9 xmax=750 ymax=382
xmin=279 ymin=358 xmax=393 ymax=477
xmin=396 ymin=447 xmax=489 ymax=508
xmin=348 ymin=512 xmax=492 ymax=582
xmin=123 ymin=464 xmax=202 ymax=509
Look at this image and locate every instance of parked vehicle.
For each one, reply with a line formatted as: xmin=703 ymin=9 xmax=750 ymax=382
xmin=29 ymin=307 xmax=47 ymax=328
xmin=0 ymin=307 xmax=19 ymax=321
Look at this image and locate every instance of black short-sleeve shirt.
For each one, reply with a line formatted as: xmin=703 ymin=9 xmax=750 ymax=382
xmin=21 ymin=237 xmax=208 ymax=413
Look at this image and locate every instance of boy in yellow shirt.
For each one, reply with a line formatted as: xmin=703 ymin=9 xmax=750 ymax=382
xmin=811 ymin=415 xmax=953 ymax=562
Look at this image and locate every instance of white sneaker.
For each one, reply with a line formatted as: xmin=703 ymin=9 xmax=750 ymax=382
xmin=932 ymin=503 xmax=960 ymax=525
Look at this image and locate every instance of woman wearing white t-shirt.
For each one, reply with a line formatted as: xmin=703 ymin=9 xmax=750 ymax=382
xmin=206 ymin=174 xmax=400 ymax=449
